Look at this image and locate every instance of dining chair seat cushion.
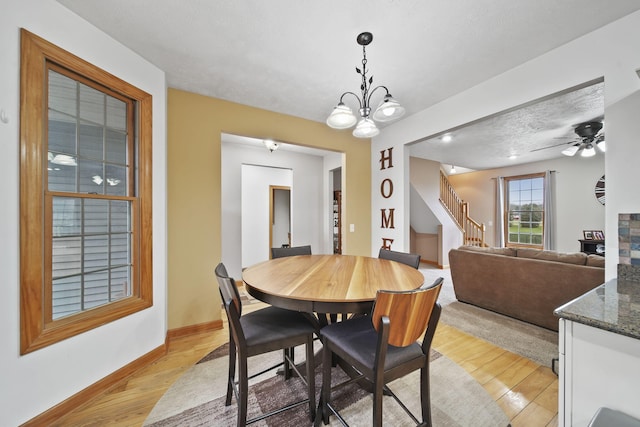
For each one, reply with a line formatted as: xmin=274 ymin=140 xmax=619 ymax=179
xmin=321 ymin=316 xmax=425 ymax=371
xmin=241 ymin=307 xmax=316 ymax=354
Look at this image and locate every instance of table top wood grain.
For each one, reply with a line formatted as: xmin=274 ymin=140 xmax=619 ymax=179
xmin=241 ymin=254 xmax=425 ymax=313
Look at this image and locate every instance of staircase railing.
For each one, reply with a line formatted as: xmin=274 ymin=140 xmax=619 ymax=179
xmin=439 ymin=170 xmax=486 ymax=247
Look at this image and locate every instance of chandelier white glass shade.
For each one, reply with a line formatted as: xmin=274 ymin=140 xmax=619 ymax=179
xmin=326 ymin=32 xmax=405 ymax=138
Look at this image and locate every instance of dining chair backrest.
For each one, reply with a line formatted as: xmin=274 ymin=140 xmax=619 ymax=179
xmin=371 ymin=280 xmax=442 ymax=347
xmin=378 ymin=248 xmax=421 ymax=269
xmin=271 ymin=245 xmax=312 ymax=259
xmin=215 ymin=262 xmax=242 ymax=316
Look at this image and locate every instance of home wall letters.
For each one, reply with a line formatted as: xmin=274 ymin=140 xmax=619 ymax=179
xmin=379 ymin=147 xmax=395 ymax=250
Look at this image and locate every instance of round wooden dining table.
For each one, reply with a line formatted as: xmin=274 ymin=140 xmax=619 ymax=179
xmin=241 ymin=254 xmax=425 ymax=315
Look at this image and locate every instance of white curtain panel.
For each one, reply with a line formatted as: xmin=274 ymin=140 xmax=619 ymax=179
xmin=495 ymin=176 xmax=505 ymax=247
xmin=543 ymin=170 xmax=557 ymax=250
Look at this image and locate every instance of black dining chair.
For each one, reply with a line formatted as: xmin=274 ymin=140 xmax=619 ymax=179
xmin=271 ymin=244 xmax=312 ymax=259
xmin=378 ymin=247 xmax=421 ymax=269
xmin=214 ymin=263 xmax=316 ymax=426
xmin=317 ymin=277 xmax=444 ymax=427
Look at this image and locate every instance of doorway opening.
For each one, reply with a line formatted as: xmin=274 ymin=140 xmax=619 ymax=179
xmin=270 ymin=186 xmax=291 ymax=253
xmin=331 ymin=167 xmax=342 ymax=254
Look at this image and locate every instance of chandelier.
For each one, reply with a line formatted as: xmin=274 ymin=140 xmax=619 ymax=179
xmin=326 ymin=32 xmax=405 ymax=138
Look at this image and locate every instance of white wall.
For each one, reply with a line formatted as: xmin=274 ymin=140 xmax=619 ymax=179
xmin=409 ymin=185 xmax=439 ymax=234
xmin=373 ymin=11 xmax=640 ymax=280
xmin=241 ymin=165 xmax=292 ymax=266
xmin=371 ymin=143 xmax=412 ymax=254
xmin=222 ymin=139 xmax=337 ymax=278
xmin=0 ymin=1 xmax=167 ymax=425
xmin=410 ymin=158 xmax=463 ymax=266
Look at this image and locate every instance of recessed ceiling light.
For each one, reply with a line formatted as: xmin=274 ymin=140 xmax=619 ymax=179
xmin=441 ymin=134 xmax=453 ymax=143
xmin=509 ymin=154 xmax=518 ymax=160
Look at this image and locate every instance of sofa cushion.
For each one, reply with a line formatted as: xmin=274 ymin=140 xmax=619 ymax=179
xmin=516 ymin=248 xmax=587 ymax=265
xmin=457 ymin=245 xmax=516 ymax=257
xmin=586 ymin=254 xmax=606 ymax=267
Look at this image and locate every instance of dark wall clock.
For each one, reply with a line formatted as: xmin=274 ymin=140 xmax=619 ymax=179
xmin=594 ymin=175 xmax=605 ymax=205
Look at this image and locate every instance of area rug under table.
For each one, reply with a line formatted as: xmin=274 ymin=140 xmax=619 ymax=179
xmin=144 ymin=343 xmax=510 ymax=427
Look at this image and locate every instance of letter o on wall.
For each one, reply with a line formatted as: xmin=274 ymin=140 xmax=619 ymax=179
xmin=380 ymin=178 xmax=393 ymax=199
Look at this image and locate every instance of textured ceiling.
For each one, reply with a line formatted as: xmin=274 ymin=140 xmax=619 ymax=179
xmin=410 ymin=81 xmax=605 ymax=170
xmin=56 ymin=0 xmax=639 ymax=170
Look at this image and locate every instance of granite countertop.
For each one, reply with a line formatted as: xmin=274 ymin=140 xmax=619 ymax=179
xmin=554 ymin=278 xmax=640 ymax=340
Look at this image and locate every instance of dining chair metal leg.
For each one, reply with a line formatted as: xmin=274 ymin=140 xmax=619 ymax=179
xmin=226 ymin=339 xmax=236 ymax=406
xmin=306 ymin=334 xmax=316 ymax=420
xmin=320 ymin=342 xmax=331 ymax=425
xmin=283 ymin=348 xmax=292 ymax=379
xmin=373 ymin=377 xmax=384 ymax=427
xmin=421 ymin=366 xmax=432 ymax=426
xmin=238 ymin=354 xmax=249 ymax=427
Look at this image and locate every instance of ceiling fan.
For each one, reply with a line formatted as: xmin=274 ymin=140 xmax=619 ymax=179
xmin=531 ymin=121 xmax=605 ymax=157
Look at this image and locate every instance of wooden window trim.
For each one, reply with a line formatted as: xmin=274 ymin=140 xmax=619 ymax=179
xmin=504 ymin=172 xmax=545 ymax=249
xmin=20 ymin=29 xmax=153 ymax=354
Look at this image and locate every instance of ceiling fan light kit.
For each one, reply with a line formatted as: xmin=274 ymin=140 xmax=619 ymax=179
xmin=326 ymin=32 xmax=405 ymax=138
xmin=580 ymin=143 xmax=596 ymax=157
xmin=558 ymin=121 xmax=605 ymax=158
xmin=562 ymin=145 xmax=580 ymax=156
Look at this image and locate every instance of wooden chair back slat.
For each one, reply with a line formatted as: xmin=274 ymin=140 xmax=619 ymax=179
xmin=371 ymin=281 xmax=442 ymax=347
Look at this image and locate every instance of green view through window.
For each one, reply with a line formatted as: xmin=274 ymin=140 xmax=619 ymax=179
xmin=505 ymin=174 xmax=544 ymax=248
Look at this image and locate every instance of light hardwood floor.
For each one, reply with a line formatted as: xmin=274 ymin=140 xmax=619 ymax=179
xmin=51 ymin=303 xmax=558 ymax=427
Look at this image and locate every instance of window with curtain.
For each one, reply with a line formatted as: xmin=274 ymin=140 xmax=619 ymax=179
xmin=20 ymin=29 xmax=153 ymax=354
xmin=504 ymin=173 xmax=545 ymax=248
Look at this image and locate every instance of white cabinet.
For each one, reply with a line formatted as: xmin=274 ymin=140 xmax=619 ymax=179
xmin=559 ymin=318 xmax=640 ymax=426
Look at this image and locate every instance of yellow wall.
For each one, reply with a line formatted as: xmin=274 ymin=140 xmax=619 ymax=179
xmin=167 ymin=89 xmax=372 ymax=329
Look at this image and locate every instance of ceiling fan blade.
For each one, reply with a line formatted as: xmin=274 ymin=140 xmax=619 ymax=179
xmin=530 ymin=140 xmax=578 ymax=152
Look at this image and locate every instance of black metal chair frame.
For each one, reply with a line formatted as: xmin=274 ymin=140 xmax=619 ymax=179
xmin=215 ymin=263 xmax=316 ymax=426
xmin=318 ymin=278 xmax=443 ymax=427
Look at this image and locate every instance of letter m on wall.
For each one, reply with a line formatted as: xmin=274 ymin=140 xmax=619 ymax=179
xmin=381 ymin=208 xmax=395 ymax=229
